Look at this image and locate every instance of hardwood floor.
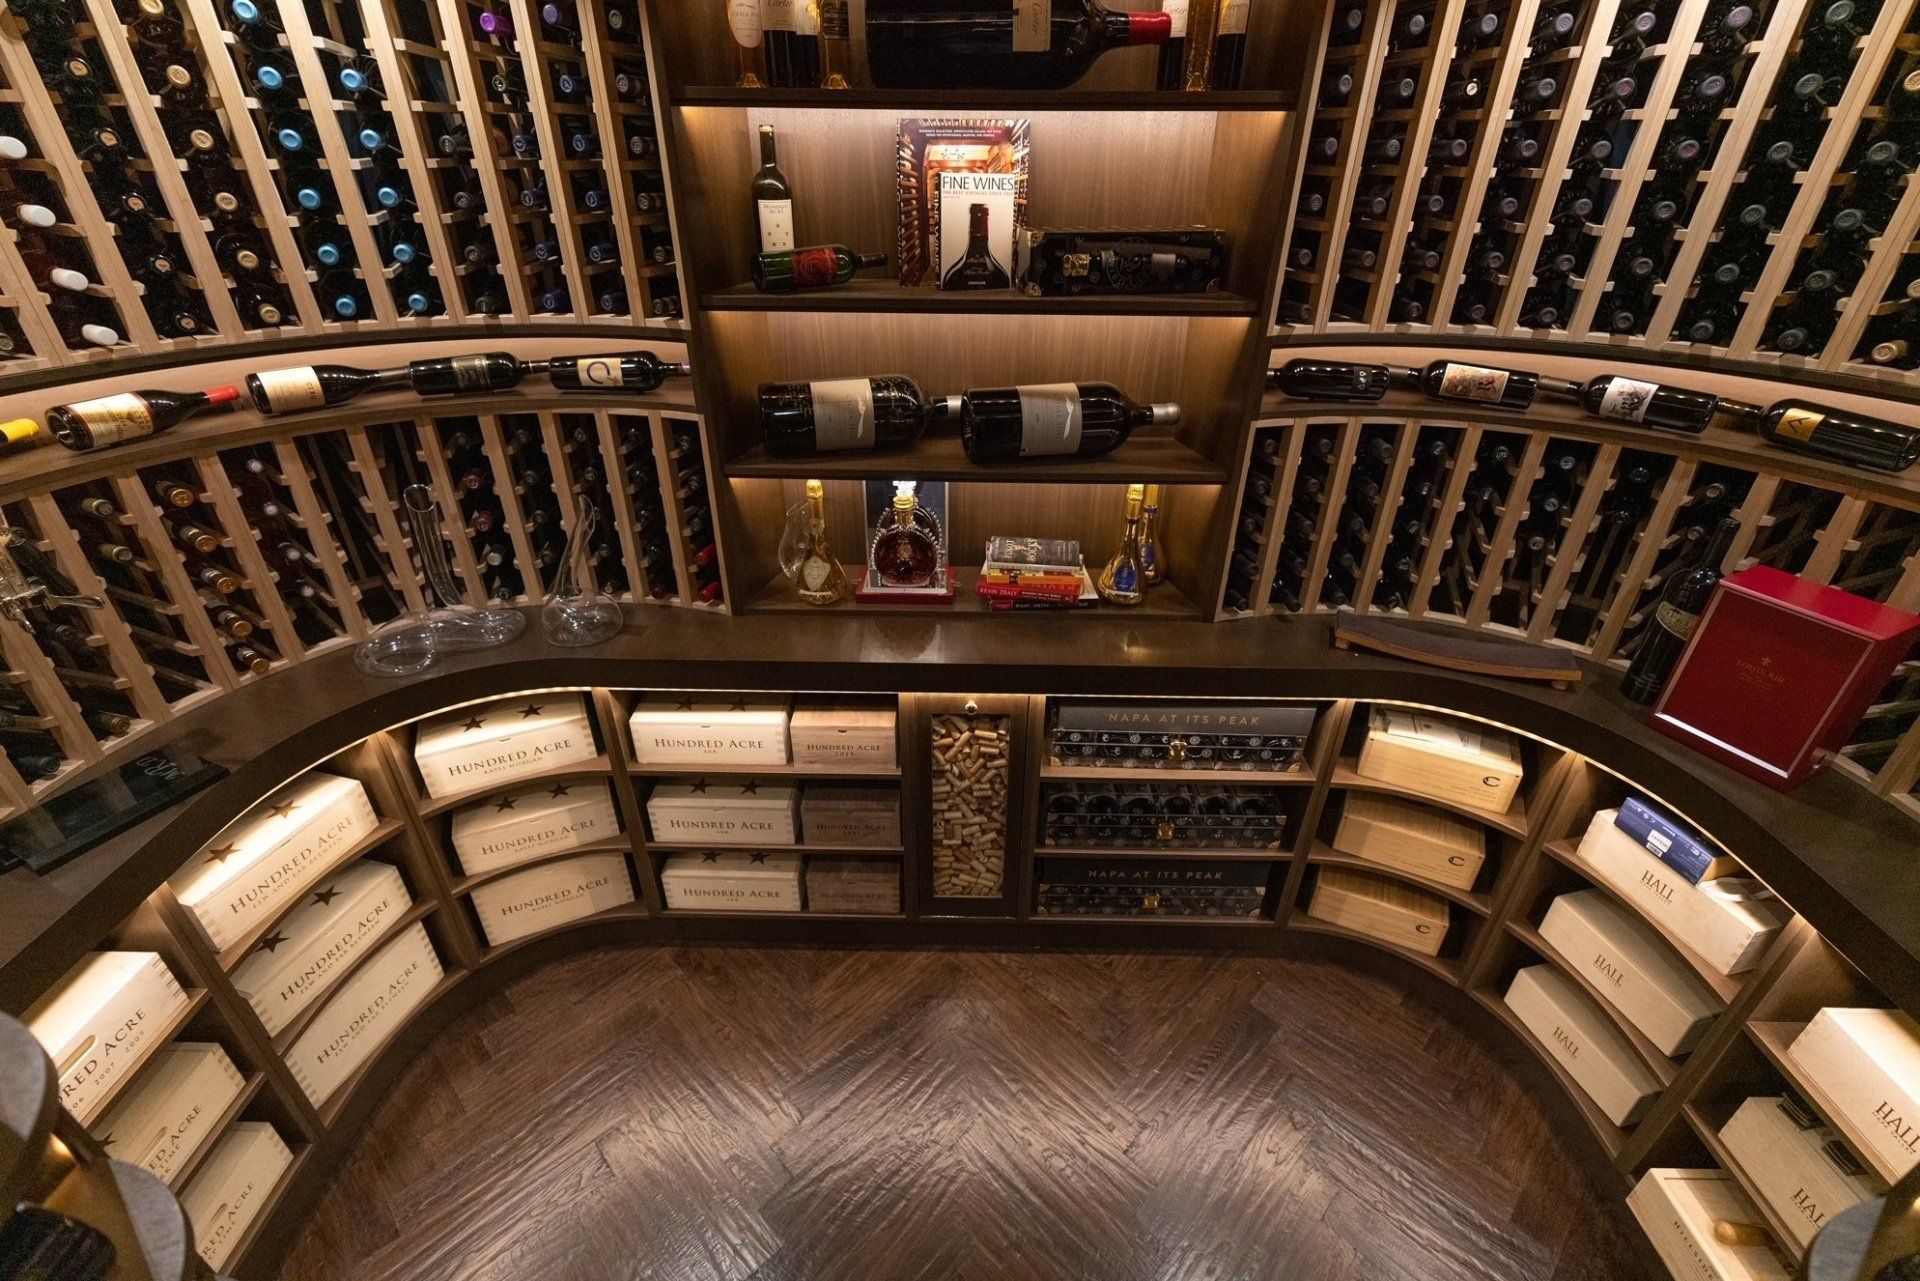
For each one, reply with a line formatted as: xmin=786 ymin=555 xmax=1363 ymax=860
xmin=278 ymin=945 xmax=1662 ymax=1281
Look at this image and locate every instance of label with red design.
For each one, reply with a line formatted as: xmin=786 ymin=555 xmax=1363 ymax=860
xmin=790 ymin=246 xmax=839 ymax=287
xmin=1437 ymin=363 xmax=1509 ymax=403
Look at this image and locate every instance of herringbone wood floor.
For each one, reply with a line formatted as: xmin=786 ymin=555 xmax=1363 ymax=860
xmin=278 ymin=945 xmax=1661 ymax=1281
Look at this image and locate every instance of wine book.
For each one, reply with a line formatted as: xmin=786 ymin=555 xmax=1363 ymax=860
xmin=284 ymin=922 xmax=443 ymax=1107
xmin=1357 ymin=707 xmax=1523 ymax=811
xmin=647 ymin=778 xmax=799 ymax=845
xmin=789 ymin=696 xmax=897 ymax=769
xmin=468 ymin=851 xmax=634 ymax=946
xmin=92 ymin=1043 xmax=245 ymax=1186
xmin=229 ymin=859 xmax=412 ymax=1037
xmin=1307 ymin=866 xmax=1449 ymax=957
xmin=178 ymin=1122 xmax=294 ymax=1271
xmin=896 ymin=119 xmax=1029 ymax=286
xmin=1628 ymin=1169 xmax=1793 ymax=1281
xmin=937 ymin=171 xmax=1019 ymax=290
xmin=449 ymin=779 xmax=622 ymax=877
xmin=660 ymin=850 xmax=804 ymax=912
xmin=411 ymin=693 xmax=599 ymax=799
xmin=1614 ymin=799 xmax=1739 ymax=884
xmin=1720 ymin=1096 xmax=1886 ymax=1249
xmin=169 ymin=772 xmax=380 ymax=953
xmin=627 ymin=693 xmax=793 ymax=766
xmin=25 ymin=951 xmax=191 ymax=1123
xmin=1538 ymin=890 xmax=1724 ymax=1056
xmin=1331 ymin=792 xmax=1487 ymax=891
xmin=1504 ymin=964 xmax=1663 ymax=1127
xmin=1787 ymin=1007 xmax=1920 ymax=1179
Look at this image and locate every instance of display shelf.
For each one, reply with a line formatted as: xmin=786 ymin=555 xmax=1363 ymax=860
xmin=1038 ymin=762 xmax=1315 ymax=784
xmin=1682 ymin=1100 xmax=1809 ymax=1264
xmin=267 ymin=901 xmax=443 ymax=1055
xmin=629 ymin=763 xmax=901 ymax=780
xmin=221 ymin=1142 xmax=312 ymax=1270
xmin=724 ymin=436 xmax=1231 ymax=484
xmin=471 ymin=901 xmax=653 ymax=960
xmin=1031 ymin=912 xmax=1274 ymax=928
xmin=415 ymin=757 xmax=616 ymax=819
xmin=212 ymin=821 xmax=407 ymax=971
xmin=1328 ymin=758 xmax=1529 ymax=839
xmin=1308 ymin=843 xmax=1491 ymax=916
xmin=746 ymin=566 xmax=1202 ymax=618
xmin=448 ymin=846 xmax=638 ymax=897
xmin=1747 ymin=1019 xmax=1907 ymax=1186
xmin=163 ymin=1073 xmax=265 ymax=1194
xmin=1542 ymin=839 xmax=1745 ymax=1004
xmin=1290 ymin=915 xmax=1460 ymax=985
xmin=672 ymin=87 xmax=1295 ymax=111
xmin=1505 ymin=918 xmax=1681 ymax=1085
xmin=314 ymin=970 xmax=466 ymax=1128
xmin=643 ymin=842 xmax=905 ymax=856
xmin=1037 ymin=845 xmax=1287 ymax=862
xmin=700 ymin=281 xmax=1263 ymax=317
xmin=1468 ymin=985 xmax=1630 ymax=1160
xmin=71 ymin=990 xmax=209 ymax=1128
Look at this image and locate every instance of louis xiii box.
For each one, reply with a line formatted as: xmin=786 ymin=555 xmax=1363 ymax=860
xmin=1357 ymin=707 xmax=1524 ymax=812
xmin=449 ymin=779 xmax=622 ymax=876
xmin=25 ymin=951 xmax=192 ymax=1123
xmin=1504 ymin=963 xmax=1663 ymax=1126
xmin=627 ymin=693 xmax=792 ymax=766
xmin=170 ymin=772 xmax=380 ymax=953
xmin=91 ymin=1043 xmax=244 ymax=1184
xmin=229 ymin=859 xmax=412 ymax=1037
xmin=1331 ymin=791 xmax=1487 ymax=891
xmin=1720 ymin=1096 xmax=1886 ymax=1249
xmin=1539 ymin=889 xmax=1725 ymax=1056
xmin=661 ymin=851 xmax=803 ymax=911
xmin=647 ymin=778 xmax=799 ymax=846
xmin=412 ymin=693 xmax=599 ymax=799
xmin=1574 ymin=810 xmax=1788 ymax=976
xmin=1307 ymin=866 xmax=1450 ymax=956
xmin=806 ymin=857 xmax=902 ymax=914
xmin=178 ymin=1122 xmax=293 ymax=1271
xmin=800 ymin=785 xmax=901 ymax=847
xmin=1628 ymin=1169 xmax=1792 ymax=1281
xmin=789 ymin=696 xmax=897 ymax=769
xmin=468 ymin=851 xmax=635 ymax=945
xmin=1787 ymin=1007 xmax=1920 ymax=1179
xmin=284 ymin=922 xmax=443 ymax=1107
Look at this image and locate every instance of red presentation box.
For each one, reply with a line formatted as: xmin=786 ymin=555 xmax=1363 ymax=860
xmin=1650 ymin=565 xmax=1920 ymax=790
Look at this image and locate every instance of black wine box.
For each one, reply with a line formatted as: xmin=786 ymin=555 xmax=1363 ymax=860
xmin=1015 ymin=228 xmax=1230 ymax=296
xmin=1035 ymin=884 xmax=1267 ymax=917
xmin=1035 ymin=857 xmax=1274 ymax=887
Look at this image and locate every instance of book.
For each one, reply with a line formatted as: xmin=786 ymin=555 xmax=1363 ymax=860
xmin=1613 ymin=798 xmax=1738 ymax=884
xmin=896 ymin=119 xmax=1029 ymax=286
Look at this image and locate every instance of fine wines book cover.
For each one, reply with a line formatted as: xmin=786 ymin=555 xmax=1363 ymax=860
xmin=896 ymin=119 xmax=1029 ymax=285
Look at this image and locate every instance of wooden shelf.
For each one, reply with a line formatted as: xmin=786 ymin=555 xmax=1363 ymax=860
xmin=745 ymin=566 xmax=1203 ymax=618
xmin=1039 ymin=761 xmax=1314 ymax=784
xmin=1032 ymin=912 xmax=1273 ymax=927
xmin=1505 ymin=917 xmax=1682 ymax=1084
xmin=476 ymin=903 xmax=653 ymax=960
xmin=268 ymin=900 xmax=442 ymax=1054
xmin=673 ymin=87 xmax=1294 ymax=111
xmin=725 ymin=435 xmax=1230 ymax=485
xmin=1543 ymin=840 xmax=1745 ymax=1004
xmin=1328 ymin=758 xmax=1530 ymax=839
xmin=1747 ymin=1020 xmax=1908 ymax=1185
xmin=316 ymin=971 xmax=466 ymax=1128
xmin=1683 ymin=1100 xmax=1808 ymax=1263
xmin=416 ymin=757 xmax=615 ymax=819
xmin=74 ymin=989 xmax=209 ymax=1127
xmin=450 ymin=844 xmax=637 ymax=896
xmin=1308 ymin=843 xmax=1492 ymax=915
xmin=165 ymin=1073 xmax=264 ymax=1193
xmin=215 ymin=821 xmax=407 ymax=971
xmin=1290 ymin=915 xmax=1461 ymax=985
xmin=1469 ymin=986 xmax=1629 ymax=1159
xmin=701 ymin=280 xmax=1262 ymax=317
xmin=1037 ymin=844 xmax=1286 ymax=861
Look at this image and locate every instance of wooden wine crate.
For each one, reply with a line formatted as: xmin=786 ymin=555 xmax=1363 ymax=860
xmin=1307 ymin=866 xmax=1449 ymax=956
xmin=468 ymin=852 xmax=635 ymax=946
xmin=1356 ymin=707 xmax=1524 ymax=812
xmin=24 ymin=951 xmax=191 ymax=1123
xmin=789 ymin=696 xmax=898 ymax=769
xmin=1787 ymin=1007 xmax=1920 ymax=1180
xmin=91 ymin=1043 xmax=245 ymax=1186
xmin=1719 ymin=1096 xmax=1886 ymax=1250
xmin=627 ymin=693 xmax=792 ymax=766
xmin=1627 ymin=1169 xmax=1792 ymax=1281
xmin=449 ymin=779 xmax=623 ymax=876
xmin=412 ymin=694 xmax=599 ymax=799
xmin=1539 ymin=890 xmax=1724 ymax=1056
xmin=229 ymin=859 xmax=412 ymax=1037
xmin=1332 ymin=791 xmax=1487 ymax=890
xmin=283 ymin=923 xmax=443 ymax=1108
xmin=660 ymin=851 xmax=803 ymax=912
xmin=178 ymin=1122 xmax=294 ymax=1271
xmin=1503 ymin=964 xmax=1662 ymax=1128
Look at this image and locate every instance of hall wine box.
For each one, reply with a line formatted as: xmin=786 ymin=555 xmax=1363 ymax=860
xmin=468 ymin=851 xmax=635 ymax=945
xmin=412 ymin=694 xmax=599 ymax=799
xmin=805 ymin=857 xmax=902 ymax=914
xmin=1786 ymin=1007 xmax=1920 ymax=1179
xmin=449 ymin=779 xmax=622 ymax=876
xmin=91 ymin=1043 xmax=245 ymax=1185
xmin=178 ymin=1122 xmax=293 ymax=1271
xmin=1538 ymin=890 xmax=1725 ymax=1056
xmin=1331 ymin=792 xmax=1487 ymax=891
xmin=1307 ymin=866 xmax=1449 ymax=956
xmin=1628 ymin=1169 xmax=1793 ymax=1281
xmin=660 ymin=850 xmax=803 ymax=912
xmin=800 ymin=786 xmax=901 ymax=847
xmin=229 ymin=859 xmax=412 ymax=1037
xmin=1503 ymin=964 xmax=1663 ymax=1126
xmin=1719 ymin=1096 xmax=1885 ymax=1249
xmin=169 ymin=772 xmax=379 ymax=952
xmin=25 ymin=951 xmax=192 ymax=1123
xmin=627 ymin=694 xmax=791 ymax=765
xmin=284 ymin=923 xmax=444 ymax=1107
xmin=789 ymin=696 xmax=897 ymax=768
xmin=647 ymin=778 xmax=799 ymax=846
xmin=1574 ymin=811 xmax=1788 ymax=976
xmin=1357 ymin=708 xmax=1524 ymax=811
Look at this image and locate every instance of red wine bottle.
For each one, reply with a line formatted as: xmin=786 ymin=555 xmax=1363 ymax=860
xmin=1265 ymin=360 xmax=1392 ymax=402
xmin=1570 ymin=375 xmax=1722 ymax=434
xmin=864 ymin=0 xmax=1173 ymax=90
xmin=1399 ymin=360 xmax=1579 ymax=410
xmin=1622 ymin=516 xmax=1738 ymax=704
xmin=956 ymin=383 xmax=1178 ymax=461
xmin=541 ymin=352 xmax=693 ymax=392
xmin=759 ymin=376 xmax=944 ymax=455
xmin=246 ymin=354 xmax=527 ymax=413
xmin=1747 ymin=400 xmax=1920 ymax=473
xmin=49 ymin=385 xmax=239 ymax=451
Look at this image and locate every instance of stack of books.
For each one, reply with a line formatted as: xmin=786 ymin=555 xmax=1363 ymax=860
xmin=977 ymin=537 xmax=1097 ymax=611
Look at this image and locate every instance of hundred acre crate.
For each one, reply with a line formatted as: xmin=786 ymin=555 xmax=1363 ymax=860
xmin=800 ymin=786 xmax=902 ymax=847
xmin=789 ymin=696 xmax=898 ymax=769
xmin=449 ymin=779 xmax=623 ymax=877
xmin=805 ymin=857 xmax=903 ymax=914
xmin=1331 ymin=791 xmax=1487 ymax=890
xmin=647 ymin=778 xmax=799 ymax=846
xmin=1538 ymin=889 xmax=1724 ymax=1056
xmin=228 ymin=859 xmax=413 ymax=1037
xmin=178 ymin=1122 xmax=294 ymax=1272
xmin=1504 ymin=964 xmax=1663 ymax=1127
xmin=467 ymin=851 xmax=635 ymax=946
xmin=1048 ymin=700 xmax=1315 ymax=771
xmin=627 ymin=694 xmax=792 ymax=766
xmin=25 ymin=951 xmax=192 ymax=1124
xmin=284 ymin=922 xmax=444 ymax=1107
xmin=660 ymin=851 xmax=804 ymax=912
xmin=1033 ymin=857 xmax=1272 ymax=917
xmin=1719 ymin=1095 xmax=1886 ymax=1250
xmin=1628 ymin=1169 xmax=1792 ymax=1281
xmin=1787 ymin=1007 xmax=1920 ymax=1179
xmin=91 ymin=1043 xmax=246 ymax=1186
xmin=1357 ymin=708 xmax=1524 ymax=812
xmin=412 ymin=694 xmax=600 ymax=799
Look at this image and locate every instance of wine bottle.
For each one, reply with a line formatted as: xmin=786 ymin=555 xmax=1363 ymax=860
xmin=1095 ymin=483 xmax=1148 ymax=606
xmin=954 ymin=383 xmax=1178 ymax=461
xmin=752 ymin=244 xmax=887 ymax=292
xmin=759 ymin=375 xmax=945 ymax=454
xmin=1622 ymin=516 xmax=1738 ymax=703
xmin=48 ymin=386 xmax=239 ymax=452
xmin=940 ymin=202 xmax=1011 ymax=290
xmin=1265 ymin=360 xmax=1392 ymax=402
xmin=1747 ymin=400 xmax=1920 ymax=472
xmin=864 ymin=0 xmax=1173 ymax=90
xmin=752 ymin=124 xmax=795 ymax=254
xmin=542 ymin=352 xmax=693 ymax=392
xmin=1399 ymin=360 xmax=1577 ymax=410
xmin=246 ymin=353 xmax=527 ymax=414
xmin=1569 ymin=375 xmax=1721 ymax=433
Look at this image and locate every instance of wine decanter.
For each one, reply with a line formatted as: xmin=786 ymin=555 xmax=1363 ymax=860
xmin=403 ymin=484 xmax=526 ymax=649
xmin=541 ymin=500 xmax=622 ymax=646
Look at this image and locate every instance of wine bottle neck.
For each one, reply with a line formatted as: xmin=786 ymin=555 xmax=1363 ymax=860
xmin=1115 ymin=8 xmax=1173 ymax=44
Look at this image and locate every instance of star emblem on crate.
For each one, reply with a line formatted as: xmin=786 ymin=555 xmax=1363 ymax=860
xmin=548 ymin=782 xmax=571 ymax=798
xmin=257 ymin=930 xmax=290 ymax=954
xmin=728 ymin=698 xmax=749 ymax=711
xmin=267 ymin=800 xmax=300 ymax=820
xmin=520 ymin=703 xmax=544 ymax=718
xmin=205 ymin=841 xmax=241 ymax=864
xmin=701 ymin=851 xmax=720 ymax=863
xmin=675 ymin=697 xmax=697 ymax=711
xmin=462 ymin=716 xmax=487 ymax=732
xmin=748 ymin=852 xmax=768 ymax=864
xmin=689 ymin=778 xmax=710 ymax=793
xmin=494 ymin=794 xmax=518 ymax=811
xmin=739 ymin=780 xmax=760 ymax=794
xmin=312 ymin=885 xmax=342 ymax=906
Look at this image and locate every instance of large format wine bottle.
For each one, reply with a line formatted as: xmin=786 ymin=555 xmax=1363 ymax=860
xmin=752 ymin=244 xmax=888 ymax=292
xmin=48 ymin=385 xmax=239 ymax=451
xmin=246 ymin=353 xmax=527 ymax=413
xmin=1398 ymin=360 xmax=1580 ymax=410
xmin=1621 ymin=516 xmax=1738 ymax=704
xmin=759 ymin=375 xmax=945 ymax=454
xmin=954 ymin=383 xmax=1178 ymax=461
xmin=1566 ymin=375 xmax=1726 ymax=434
xmin=865 ymin=0 xmax=1173 ymax=89
xmin=541 ymin=352 xmax=693 ymax=392
xmin=1745 ymin=400 xmax=1920 ymax=473
xmin=1265 ymin=359 xmax=1391 ymax=402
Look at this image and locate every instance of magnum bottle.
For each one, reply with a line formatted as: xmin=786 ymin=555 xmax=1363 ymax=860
xmin=864 ymin=0 xmax=1173 ymax=90
xmin=759 ymin=375 xmax=946 ymax=454
xmin=1745 ymin=400 xmax=1920 ymax=473
xmin=1265 ymin=359 xmax=1392 ymax=402
xmin=49 ymin=385 xmax=240 ymax=452
xmin=951 ymin=383 xmax=1179 ymax=462
xmin=539 ymin=352 xmax=693 ymax=392
xmin=752 ymin=244 xmax=888 ymax=292
xmin=246 ymin=353 xmax=527 ymax=414
xmin=1398 ymin=360 xmax=1580 ymax=410
xmin=1566 ymin=375 xmax=1727 ymax=434
xmin=1621 ymin=516 xmax=1738 ymax=704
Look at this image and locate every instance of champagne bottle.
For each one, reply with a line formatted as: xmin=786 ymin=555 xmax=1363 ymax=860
xmin=864 ymin=0 xmax=1174 ymax=90
xmin=1622 ymin=516 xmax=1737 ymax=703
xmin=542 ymin=352 xmax=693 ymax=392
xmin=954 ymin=383 xmax=1178 ymax=462
xmin=1399 ymin=360 xmax=1578 ymax=410
xmin=1265 ymin=359 xmax=1392 ymax=402
xmin=1747 ymin=400 xmax=1920 ymax=473
xmin=246 ymin=353 xmax=526 ymax=413
xmin=751 ymin=244 xmax=887 ymax=292
xmin=49 ymin=386 xmax=239 ymax=452
xmin=752 ymin=124 xmax=795 ymax=255
xmin=1096 ymin=483 xmax=1148 ymax=605
xmin=1571 ymin=375 xmax=1723 ymax=433
xmin=794 ymin=478 xmax=852 ymax=605
xmin=759 ymin=375 xmax=945 ymax=454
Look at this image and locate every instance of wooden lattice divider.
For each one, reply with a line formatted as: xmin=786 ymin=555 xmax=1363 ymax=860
xmin=432 ymin=0 xmax=535 ymax=317
xmin=272 ymin=435 xmax=372 ymax=639
xmin=21 ymin=495 xmax=169 ymax=724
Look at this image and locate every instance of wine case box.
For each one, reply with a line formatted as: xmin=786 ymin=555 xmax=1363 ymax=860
xmin=789 ymin=696 xmax=897 ymax=769
xmin=412 ymin=693 xmax=599 ymax=799
xmin=1306 ymin=866 xmax=1449 ymax=956
xmin=1574 ymin=811 xmax=1788 ymax=976
xmin=1628 ymin=1169 xmax=1793 ymax=1281
xmin=805 ymin=857 xmax=902 ymax=914
xmin=1015 ymin=226 xmax=1230 ymax=296
xmin=1652 ymin=566 xmax=1920 ymax=790
xmin=284 ymin=922 xmax=443 ymax=1108
xmin=169 ymin=771 xmax=380 ymax=953
xmin=1538 ymin=889 xmax=1725 ymax=1056
xmin=468 ymin=851 xmax=635 ymax=946
xmin=1787 ymin=1007 xmax=1920 ymax=1179
xmin=1720 ymin=1096 xmax=1886 ymax=1249
xmin=1356 ymin=707 xmax=1524 ymax=812
xmin=449 ymin=779 xmax=622 ymax=876
xmin=178 ymin=1121 xmax=293 ymax=1271
xmin=661 ymin=851 xmax=803 ymax=912
xmin=647 ymin=778 xmax=798 ymax=846
xmin=229 ymin=859 xmax=412 ymax=1037
xmin=1331 ymin=791 xmax=1487 ymax=891
xmin=800 ymin=785 xmax=901 ymax=847
xmin=1503 ymin=963 xmax=1663 ymax=1126
xmin=25 ymin=951 xmax=191 ymax=1123
xmin=627 ymin=693 xmax=791 ymax=766
xmin=1035 ymin=884 xmax=1266 ymax=916
xmin=91 ymin=1043 xmax=245 ymax=1185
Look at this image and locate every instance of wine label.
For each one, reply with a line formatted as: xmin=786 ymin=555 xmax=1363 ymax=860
xmin=791 ymin=0 xmax=820 ymax=35
xmin=1598 ymin=377 xmax=1659 ymax=423
xmin=728 ymin=0 xmax=763 ymax=46
xmin=801 ymin=556 xmax=835 ymax=592
xmin=1017 ymin=383 xmax=1084 ymax=456
xmin=447 ymin=354 xmax=497 ymax=391
xmin=69 ymin=394 xmax=155 ymax=447
xmin=819 ymin=0 xmax=849 ymax=37
xmin=1161 ymin=0 xmax=1190 ymax=36
xmin=253 ymin=366 xmax=326 ymax=412
xmin=810 ymin=378 xmax=876 ymax=451
xmin=1011 ymin=0 xmax=1050 ymax=50
xmin=762 ymin=0 xmax=797 ymax=33
xmin=757 ymin=198 xmax=795 ymax=254
xmin=1653 ymin=600 xmax=1699 ymax=640
xmin=1773 ymin=407 xmax=1825 ymax=443
xmin=1222 ymin=0 xmax=1249 ymax=34
xmin=790 ymin=245 xmax=840 ymax=287
xmin=1437 ymin=363 xmax=1509 ymax=403
xmin=567 ymin=357 xmax=629 ymax=388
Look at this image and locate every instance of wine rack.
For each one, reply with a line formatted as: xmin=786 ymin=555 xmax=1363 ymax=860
xmin=664 ymin=415 xmax=723 ymax=607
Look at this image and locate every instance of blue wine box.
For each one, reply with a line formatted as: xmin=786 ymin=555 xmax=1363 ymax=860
xmin=1613 ymin=799 xmax=1734 ymax=884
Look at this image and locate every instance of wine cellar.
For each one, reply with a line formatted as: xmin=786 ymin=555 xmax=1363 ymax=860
xmin=1 ymin=0 xmax=1919 ymax=1277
